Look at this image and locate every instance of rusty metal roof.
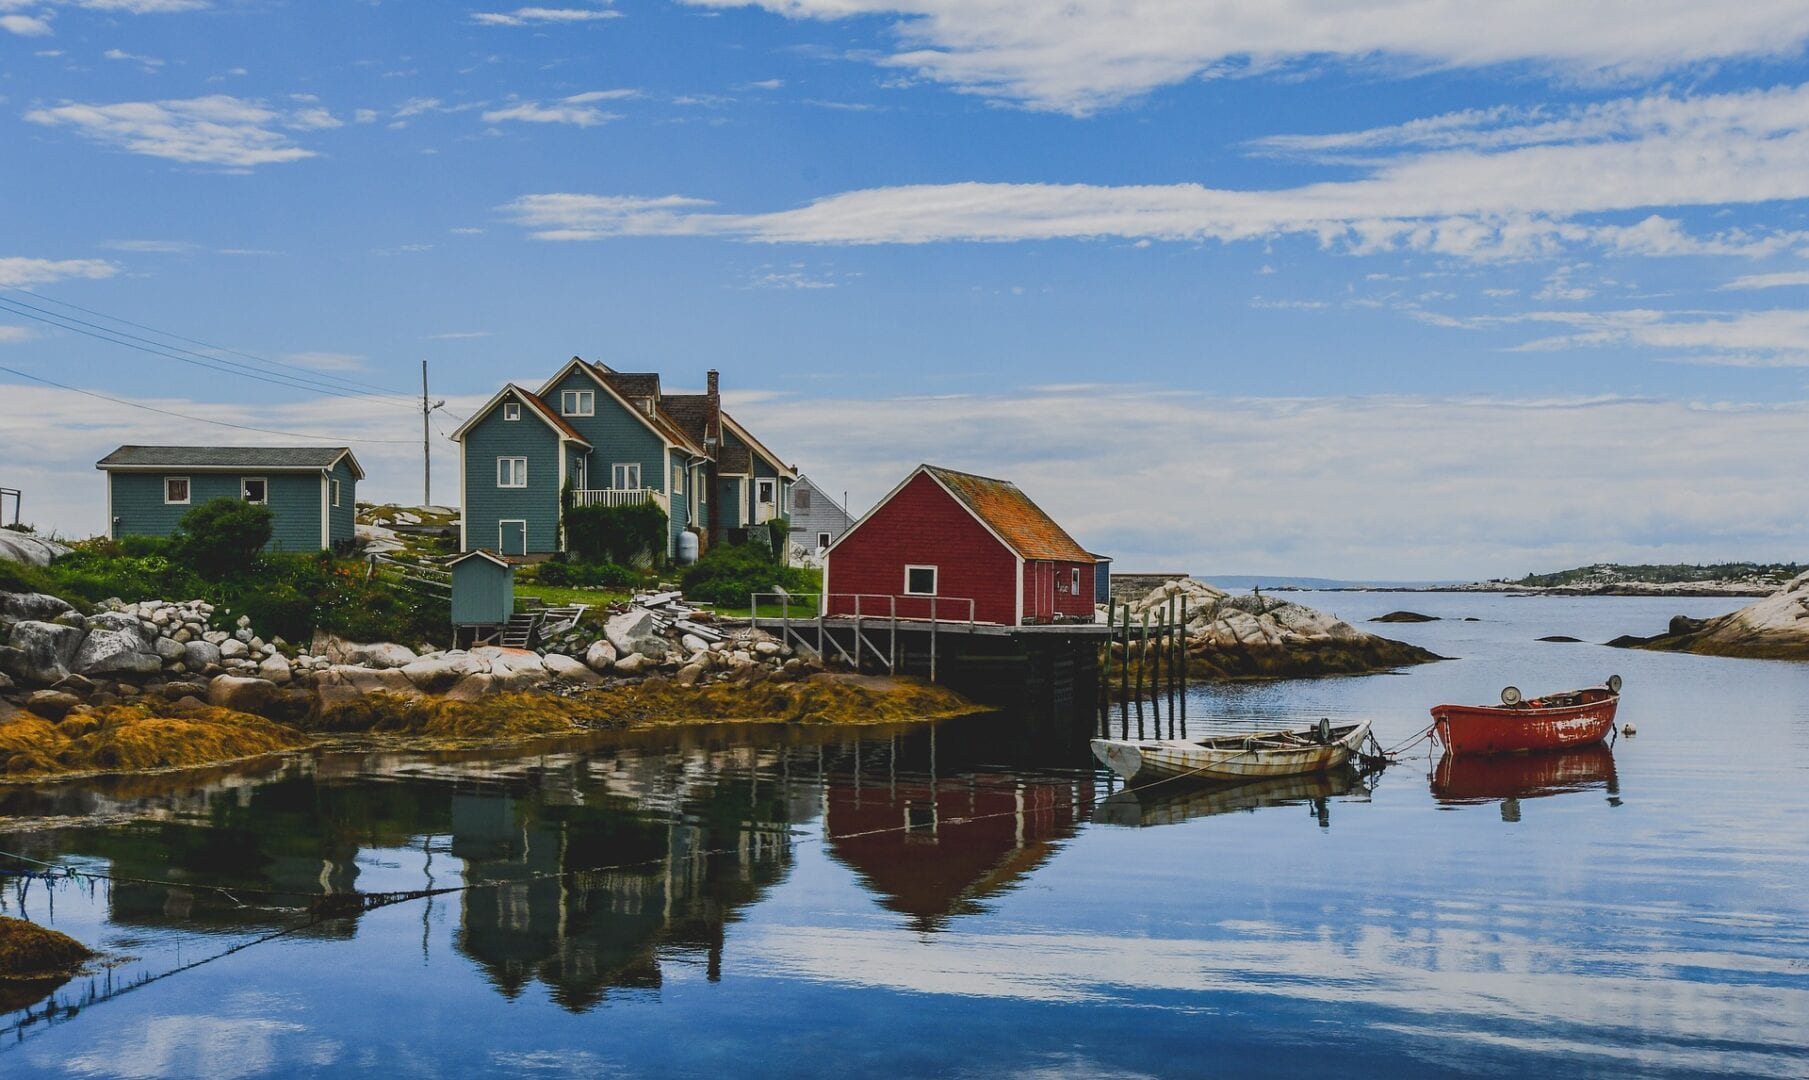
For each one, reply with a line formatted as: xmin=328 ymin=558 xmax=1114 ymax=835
xmin=514 ymin=387 xmax=591 ymax=444
xmin=924 ymin=466 xmax=1091 ymax=562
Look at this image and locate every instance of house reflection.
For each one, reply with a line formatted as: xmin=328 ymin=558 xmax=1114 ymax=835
xmin=819 ymin=745 xmax=1092 ymax=932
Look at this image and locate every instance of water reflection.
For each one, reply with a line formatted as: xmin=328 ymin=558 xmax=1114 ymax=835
xmin=1431 ymin=746 xmax=1621 ymax=816
xmin=1093 ymin=770 xmax=1372 ymax=829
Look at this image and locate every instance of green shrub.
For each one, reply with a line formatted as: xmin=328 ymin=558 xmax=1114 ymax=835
xmin=565 ymin=502 xmax=668 ymax=566
xmin=680 ymin=542 xmax=819 ymax=607
xmin=173 ymin=499 xmax=274 ymax=579
xmin=117 ymin=535 xmax=174 ymax=558
xmin=0 ymin=558 xmax=52 ymax=596
xmin=38 ymin=540 xmax=202 ymax=605
xmin=535 ymin=560 xmax=636 ymax=588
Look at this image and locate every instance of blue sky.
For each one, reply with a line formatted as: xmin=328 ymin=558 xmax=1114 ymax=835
xmin=5 ymin=1 xmax=1809 ymax=577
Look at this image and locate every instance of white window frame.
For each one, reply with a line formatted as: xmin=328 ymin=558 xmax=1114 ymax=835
xmin=1071 ymin=567 xmax=1081 ymax=594
xmin=241 ymin=477 xmax=268 ymax=505
xmin=817 ymin=531 xmax=832 ymax=550
xmin=611 ymin=462 xmax=641 ymax=490
xmin=497 ymin=457 xmax=528 ymax=489
xmin=698 ymin=473 xmax=707 ymax=504
xmin=560 ymin=390 xmax=594 ymax=417
xmin=756 ymin=478 xmax=775 ymax=505
xmin=163 ymin=476 xmax=191 ymax=505
xmin=674 ymin=464 xmax=684 ymax=496
xmin=904 ymin=565 xmax=938 ymax=596
xmin=502 ymin=402 xmax=521 ymax=421
xmin=331 ymin=478 xmax=342 ymax=507
xmin=572 ymin=456 xmax=587 ymax=490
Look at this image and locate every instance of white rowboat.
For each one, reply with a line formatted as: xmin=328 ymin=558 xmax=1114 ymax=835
xmin=1091 ymin=719 xmax=1374 ymax=784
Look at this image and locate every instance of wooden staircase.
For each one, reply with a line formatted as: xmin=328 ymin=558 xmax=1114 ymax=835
xmin=499 ymin=611 xmax=542 ymax=649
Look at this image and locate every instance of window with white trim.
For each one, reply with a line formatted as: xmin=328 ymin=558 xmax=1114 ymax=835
xmin=817 ymin=532 xmax=831 ymax=550
xmin=674 ymin=465 xmax=684 ymax=495
xmin=502 ymin=402 xmax=521 ymax=421
xmin=497 ymin=457 xmax=528 ymax=488
xmin=1071 ymin=567 xmax=1081 ymax=595
xmin=904 ymin=565 xmax=938 ymax=596
xmin=611 ymin=463 xmax=641 ymax=490
xmin=560 ymin=390 xmax=594 ymax=416
xmin=756 ymin=478 xmax=775 ymax=505
xmin=163 ymin=476 xmax=190 ymax=505
xmin=241 ymin=477 xmax=267 ymax=504
xmin=331 ymin=479 xmax=342 ymax=507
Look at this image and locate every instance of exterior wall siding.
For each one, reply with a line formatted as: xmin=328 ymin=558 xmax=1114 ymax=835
xmin=451 ymin=559 xmax=514 ymax=625
xmin=462 ymin=403 xmax=561 ymax=554
xmin=548 ymin=369 xmax=663 ymax=492
xmin=1021 ymin=559 xmax=1095 ymax=624
xmin=788 ymin=478 xmax=856 ymax=551
xmin=666 ymin=448 xmax=687 ymax=557
xmin=109 ymin=471 xmax=334 ymax=552
xmin=327 ymin=459 xmax=358 ymax=548
xmin=824 ymin=472 xmax=1019 ymax=625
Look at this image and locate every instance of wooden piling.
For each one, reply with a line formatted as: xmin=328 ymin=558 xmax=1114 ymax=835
xmin=1178 ymin=597 xmax=1188 ymax=735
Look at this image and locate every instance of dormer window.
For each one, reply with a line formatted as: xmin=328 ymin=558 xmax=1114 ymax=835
xmin=503 ymin=402 xmax=521 ymax=421
xmin=561 ymin=390 xmax=594 ymax=417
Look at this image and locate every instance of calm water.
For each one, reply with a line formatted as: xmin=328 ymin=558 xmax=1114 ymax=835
xmin=2 ymin=592 xmax=1807 ymax=1078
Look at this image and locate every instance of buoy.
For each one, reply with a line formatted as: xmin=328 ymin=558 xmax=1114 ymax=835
xmin=1621 ymin=723 xmax=1637 ymax=736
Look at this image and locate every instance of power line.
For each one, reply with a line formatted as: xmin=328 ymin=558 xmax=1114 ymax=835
xmin=0 ymin=364 xmax=420 ymax=445
xmin=0 ymin=295 xmax=420 ymax=409
xmin=6 ymin=286 xmax=416 ymax=399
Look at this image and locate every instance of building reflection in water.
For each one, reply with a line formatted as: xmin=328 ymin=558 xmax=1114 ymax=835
xmin=1 ymin=715 xmax=1099 ymax=1014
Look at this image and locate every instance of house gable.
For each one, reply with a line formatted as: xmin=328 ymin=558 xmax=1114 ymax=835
xmin=460 ymin=389 xmax=563 ymax=555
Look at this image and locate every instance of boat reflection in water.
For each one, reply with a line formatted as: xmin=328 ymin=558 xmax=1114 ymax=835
xmin=1431 ymin=744 xmax=1621 ymax=821
xmin=1093 ymin=769 xmax=1372 ymax=830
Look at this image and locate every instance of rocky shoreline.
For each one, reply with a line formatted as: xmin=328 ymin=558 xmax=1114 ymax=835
xmin=1118 ymin=578 xmax=1442 ymax=681
xmin=1608 ymin=572 xmax=1809 ymax=661
xmin=0 ymin=588 xmax=979 ymax=781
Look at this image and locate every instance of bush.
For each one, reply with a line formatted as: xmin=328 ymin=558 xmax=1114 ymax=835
xmin=118 ymin=534 xmax=174 ymax=558
xmin=565 ymin=502 xmax=668 ymax=566
xmin=37 ymin=540 xmax=202 ymax=605
xmin=534 ymin=560 xmax=636 ymax=588
xmin=173 ymin=499 xmax=273 ymax=579
xmin=680 ymin=542 xmax=819 ymax=607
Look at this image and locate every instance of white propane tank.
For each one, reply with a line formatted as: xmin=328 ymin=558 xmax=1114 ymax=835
xmin=677 ymin=530 xmax=700 ymax=565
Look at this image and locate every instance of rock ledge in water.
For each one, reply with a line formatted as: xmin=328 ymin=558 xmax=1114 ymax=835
xmin=1612 ymin=571 xmax=1809 ymax=661
xmin=1372 ymin=610 xmax=1439 ymax=623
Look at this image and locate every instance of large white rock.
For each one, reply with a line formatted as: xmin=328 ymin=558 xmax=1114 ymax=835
xmin=0 ymin=532 xmax=69 ymax=568
xmin=220 ymin=638 xmax=250 ymax=660
xmin=0 ymin=592 xmax=76 ymax=627
xmin=153 ymin=636 xmax=188 ymax=663
xmin=258 ymin=654 xmax=293 ymax=685
xmin=208 ymin=674 xmax=282 ymax=715
xmin=544 ymin=653 xmax=603 ymax=685
xmin=355 ymin=642 xmax=419 ymax=669
xmin=71 ymin=614 xmax=161 ymax=676
xmin=313 ymin=664 xmax=417 ymax=709
xmin=183 ymin=639 xmax=222 ymax=670
xmin=613 ymin=652 xmax=654 ymax=676
xmin=604 ymin=610 xmax=668 ymax=661
xmin=400 ymin=657 xmax=464 ymax=694
xmin=4 ymin=620 xmax=86 ymax=684
xmin=584 ymin=639 xmax=617 ymax=673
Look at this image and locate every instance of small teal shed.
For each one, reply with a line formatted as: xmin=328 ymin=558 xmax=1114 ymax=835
xmin=96 ymin=445 xmax=361 ymax=552
xmin=450 ymin=549 xmax=514 ymax=629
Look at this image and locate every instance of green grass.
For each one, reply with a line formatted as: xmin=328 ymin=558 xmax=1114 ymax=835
xmin=514 ymin=582 xmax=636 ymax=611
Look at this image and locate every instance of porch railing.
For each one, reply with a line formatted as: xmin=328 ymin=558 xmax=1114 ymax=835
xmin=570 ymin=488 xmax=669 ymax=514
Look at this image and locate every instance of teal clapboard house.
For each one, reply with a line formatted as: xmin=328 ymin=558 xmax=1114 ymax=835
xmin=452 ymin=359 xmax=797 ymax=560
xmin=97 ymin=445 xmax=362 ymax=552
xmin=449 ymin=549 xmax=514 ymax=629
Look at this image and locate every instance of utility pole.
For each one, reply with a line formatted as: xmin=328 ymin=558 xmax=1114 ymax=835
xmin=421 ymin=359 xmax=445 ymax=507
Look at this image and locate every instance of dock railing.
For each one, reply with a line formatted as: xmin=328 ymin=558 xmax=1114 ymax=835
xmin=751 ymin=592 xmax=977 ymax=679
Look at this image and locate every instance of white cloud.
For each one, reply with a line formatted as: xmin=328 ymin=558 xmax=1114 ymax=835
xmin=1 ymin=13 xmax=52 ymax=35
xmin=73 ymin=0 xmax=208 ymax=11
xmin=0 ymin=256 xmax=118 ymax=286
xmin=0 ymin=326 xmax=34 ymax=343
xmin=424 ymin=330 xmax=493 ymax=339
xmin=501 ymin=83 xmax=1809 ymax=260
xmin=282 ymin=351 xmax=365 ymax=371
xmin=101 ymin=238 xmax=197 ymax=252
xmin=482 ymin=90 xmax=629 ymax=126
xmin=103 ymin=46 xmax=163 ymax=68
xmin=286 ymin=107 xmax=342 ymax=130
xmin=679 ymin=0 xmax=1809 ymax=114
xmin=1720 ymin=270 xmax=1809 ymax=290
xmin=24 ymin=95 xmax=322 ymax=167
xmin=471 ymin=5 xmax=620 ymax=27
xmin=1509 ymin=308 xmax=1809 ymax=367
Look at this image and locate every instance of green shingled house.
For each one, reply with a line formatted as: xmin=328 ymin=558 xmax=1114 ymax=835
xmin=97 ymin=445 xmax=363 ymax=552
xmin=451 ymin=358 xmax=797 ymax=559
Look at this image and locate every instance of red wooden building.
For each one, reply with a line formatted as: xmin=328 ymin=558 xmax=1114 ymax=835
xmin=822 ymin=465 xmax=1098 ymax=626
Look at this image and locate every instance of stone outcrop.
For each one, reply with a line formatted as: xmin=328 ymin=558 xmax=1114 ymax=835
xmin=5 ymin=621 xmax=86 ymax=684
xmin=1118 ymin=578 xmax=1441 ymax=679
xmin=0 ymin=533 xmax=69 ymax=568
xmin=1612 ymin=571 xmax=1809 ymax=660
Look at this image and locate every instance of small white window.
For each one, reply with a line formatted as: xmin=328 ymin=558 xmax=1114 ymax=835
xmin=904 ymin=565 xmax=937 ymax=596
xmin=164 ymin=476 xmax=190 ymax=505
xmin=611 ymin=463 xmax=641 ymax=490
xmin=674 ymin=466 xmax=684 ymax=495
xmin=497 ymin=457 xmax=528 ymax=488
xmin=331 ymin=478 xmax=342 ymax=507
xmin=560 ymin=390 xmax=594 ymax=416
xmin=757 ymin=479 xmax=775 ymax=505
xmin=699 ymin=478 xmax=707 ymax=504
xmin=503 ymin=402 xmax=521 ymax=421
xmin=242 ymin=477 xmax=267 ymax=504
xmin=1071 ymin=567 xmax=1081 ymax=594
xmin=817 ymin=532 xmax=831 ymax=550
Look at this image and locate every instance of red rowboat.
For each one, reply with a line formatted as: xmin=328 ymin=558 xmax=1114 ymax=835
xmin=1429 ymin=675 xmax=1621 ymax=755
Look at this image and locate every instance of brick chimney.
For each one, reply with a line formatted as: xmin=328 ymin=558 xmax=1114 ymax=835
xmin=705 ymin=369 xmax=721 ymax=448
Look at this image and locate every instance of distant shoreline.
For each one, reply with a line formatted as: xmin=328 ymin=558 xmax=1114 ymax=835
xmin=1259 ymin=584 xmax=1774 ymax=598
